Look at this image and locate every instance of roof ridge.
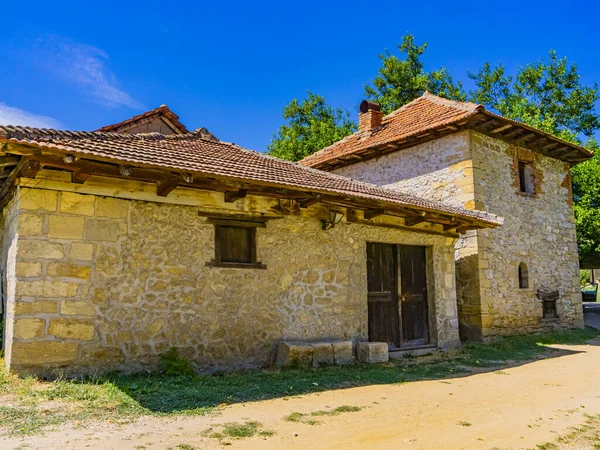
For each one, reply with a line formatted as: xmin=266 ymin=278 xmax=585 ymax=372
xmin=421 ymin=91 xmax=484 ymax=112
xmin=96 ymin=104 xmax=190 ymax=134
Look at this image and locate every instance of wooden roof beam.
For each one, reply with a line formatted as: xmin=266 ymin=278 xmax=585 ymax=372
xmin=157 ymin=177 xmax=179 ymax=197
xmin=224 ymin=189 xmax=248 ymax=203
xmin=490 ymin=124 xmax=513 ymax=133
xmin=404 ymin=216 xmax=426 ymax=226
xmin=298 ymin=194 xmax=321 ymax=209
xmin=364 ymin=208 xmax=385 ymax=220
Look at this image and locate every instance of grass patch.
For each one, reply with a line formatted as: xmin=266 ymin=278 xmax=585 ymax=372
xmin=204 ymin=421 xmax=274 ymax=441
xmin=284 ymin=405 xmax=363 ymax=424
xmin=0 ymin=328 xmax=597 ymax=436
xmin=457 ymin=421 xmax=472 ymax=427
xmin=535 ymin=414 xmax=600 ymax=449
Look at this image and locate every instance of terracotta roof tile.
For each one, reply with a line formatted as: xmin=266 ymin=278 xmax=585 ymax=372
xmin=300 ymin=92 xmax=591 ymax=168
xmin=0 ymin=125 xmax=502 ymax=227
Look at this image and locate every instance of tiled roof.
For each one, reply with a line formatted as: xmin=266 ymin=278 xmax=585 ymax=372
xmin=97 ymin=105 xmax=192 ymax=135
xmin=300 ymin=92 xmax=592 ymax=168
xmin=0 ymin=125 xmax=502 ymax=227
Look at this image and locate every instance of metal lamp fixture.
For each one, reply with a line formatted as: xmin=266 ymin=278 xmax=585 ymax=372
xmin=322 ymin=209 xmax=344 ymax=230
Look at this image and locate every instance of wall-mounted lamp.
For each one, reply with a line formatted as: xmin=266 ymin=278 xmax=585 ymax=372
xmin=322 ymin=209 xmax=344 ymax=230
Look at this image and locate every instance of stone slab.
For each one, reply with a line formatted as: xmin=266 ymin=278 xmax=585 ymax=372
xmin=311 ymin=342 xmax=334 ymax=367
xmin=331 ymin=340 xmax=354 ymax=365
xmin=356 ymin=342 xmax=389 ymax=363
xmin=276 ymin=341 xmax=313 ymax=367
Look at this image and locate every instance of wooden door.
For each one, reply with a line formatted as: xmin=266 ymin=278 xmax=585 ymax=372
xmin=398 ymin=245 xmax=429 ymax=346
xmin=367 ymin=243 xmax=400 ymax=348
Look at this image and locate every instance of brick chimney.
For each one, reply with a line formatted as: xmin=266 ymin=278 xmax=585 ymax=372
xmin=358 ymin=100 xmax=382 ymax=132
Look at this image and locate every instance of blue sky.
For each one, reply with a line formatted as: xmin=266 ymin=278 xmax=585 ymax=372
xmin=1 ymin=0 xmax=598 ymax=151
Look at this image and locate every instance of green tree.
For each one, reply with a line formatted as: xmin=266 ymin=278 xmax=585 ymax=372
xmin=469 ymin=51 xmax=599 ymax=137
xmin=572 ymin=143 xmax=600 ymax=266
xmin=469 ymin=51 xmax=600 ymax=265
xmin=364 ymin=34 xmax=466 ymax=114
xmin=267 ymin=92 xmax=356 ymax=162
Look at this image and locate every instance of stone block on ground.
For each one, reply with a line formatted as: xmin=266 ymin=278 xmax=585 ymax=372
xmin=356 ymin=342 xmax=389 ymax=363
xmin=276 ymin=341 xmax=313 ymax=367
xmin=331 ymin=340 xmax=354 ymax=365
xmin=311 ymin=342 xmax=334 ymax=366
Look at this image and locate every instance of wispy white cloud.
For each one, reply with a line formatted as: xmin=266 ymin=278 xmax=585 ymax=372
xmin=0 ymin=103 xmax=63 ymax=128
xmin=34 ymin=36 xmax=142 ymax=109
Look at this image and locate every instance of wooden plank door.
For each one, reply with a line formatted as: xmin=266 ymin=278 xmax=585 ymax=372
xmin=398 ymin=245 xmax=429 ymax=346
xmin=367 ymin=242 xmax=400 ymax=348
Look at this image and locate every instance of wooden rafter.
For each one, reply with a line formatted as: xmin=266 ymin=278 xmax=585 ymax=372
xmin=364 ymin=208 xmax=385 ymax=220
xmin=224 ymin=189 xmax=247 ymax=203
xmin=404 ymin=216 xmax=426 ymax=226
xmin=157 ymin=178 xmax=179 ymax=197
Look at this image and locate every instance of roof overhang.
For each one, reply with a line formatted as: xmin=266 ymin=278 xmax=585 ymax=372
xmin=306 ymin=111 xmax=593 ymax=171
xmin=0 ymin=139 xmax=502 ymax=237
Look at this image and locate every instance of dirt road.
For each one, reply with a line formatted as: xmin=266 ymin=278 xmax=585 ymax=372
xmin=5 ymin=341 xmax=600 ymax=450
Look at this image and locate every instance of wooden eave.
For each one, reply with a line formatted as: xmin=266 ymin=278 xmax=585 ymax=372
xmin=311 ymin=112 xmax=592 ymax=171
xmin=0 ymin=141 xmax=500 ymax=237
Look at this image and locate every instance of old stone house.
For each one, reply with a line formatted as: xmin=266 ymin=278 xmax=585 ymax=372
xmin=301 ymin=93 xmax=592 ymax=341
xmin=0 ymin=115 xmax=501 ymax=375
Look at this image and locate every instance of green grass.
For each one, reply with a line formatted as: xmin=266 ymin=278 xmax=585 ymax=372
xmin=284 ymin=405 xmax=363 ymax=424
xmin=534 ymin=414 xmax=600 ymax=449
xmin=0 ymin=328 xmax=597 ymax=436
xmin=203 ymin=421 xmax=274 ymax=441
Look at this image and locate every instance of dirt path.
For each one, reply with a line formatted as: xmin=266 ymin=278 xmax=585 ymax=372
xmin=5 ymin=342 xmax=600 ymax=450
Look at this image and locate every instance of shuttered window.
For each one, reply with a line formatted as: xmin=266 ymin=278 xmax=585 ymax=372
xmin=206 ymin=219 xmax=266 ymax=269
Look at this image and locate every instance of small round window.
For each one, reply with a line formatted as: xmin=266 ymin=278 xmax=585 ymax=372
xmin=518 ymin=262 xmax=529 ymax=289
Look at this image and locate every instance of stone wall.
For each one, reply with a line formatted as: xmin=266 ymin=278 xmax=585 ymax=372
xmin=335 ymin=131 xmax=473 ymax=208
xmin=3 ymin=179 xmax=460 ymax=375
xmin=332 ymin=130 xmax=583 ymax=340
xmin=469 ymin=132 xmax=582 ymax=337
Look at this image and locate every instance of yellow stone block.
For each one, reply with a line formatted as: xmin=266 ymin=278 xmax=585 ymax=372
xmin=85 ymin=219 xmax=121 ymax=241
xmin=15 ymin=301 xmax=59 ymax=315
xmin=70 ymin=243 xmax=94 ymax=261
xmin=96 ymin=197 xmax=128 ymax=218
xmin=14 ymin=318 xmax=46 ymax=339
xmin=59 ymin=192 xmax=95 ymax=216
xmin=15 ymin=261 xmax=42 ymax=278
xmin=18 ymin=240 xmax=64 ymax=260
xmin=17 ymin=214 xmax=44 ymax=236
xmin=16 ymin=280 xmax=79 ymax=298
xmin=60 ymin=301 xmax=95 ymax=316
xmin=145 ymin=318 xmax=164 ymax=335
xmin=47 ymin=262 xmax=91 ymax=280
xmin=11 ymin=341 xmax=78 ymax=365
xmin=49 ymin=319 xmax=95 ymax=340
xmin=19 ymin=189 xmax=58 ymax=212
xmin=48 ymin=215 xmax=85 ymax=239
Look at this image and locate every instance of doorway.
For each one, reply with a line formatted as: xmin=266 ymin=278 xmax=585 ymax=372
xmin=367 ymin=243 xmax=429 ymax=349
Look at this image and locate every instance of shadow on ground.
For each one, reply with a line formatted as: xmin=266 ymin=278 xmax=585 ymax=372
xmin=98 ymin=327 xmax=598 ymax=414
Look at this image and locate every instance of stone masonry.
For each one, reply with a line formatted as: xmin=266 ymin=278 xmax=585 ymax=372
xmin=335 ymin=130 xmax=583 ymax=341
xmin=1 ymin=181 xmax=460 ymax=375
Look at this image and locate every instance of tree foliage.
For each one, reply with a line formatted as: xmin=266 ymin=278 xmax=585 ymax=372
xmin=267 ymin=92 xmax=356 ymax=162
xmin=469 ymin=51 xmax=600 ymax=265
xmin=469 ymin=51 xmax=599 ymax=137
xmin=364 ymin=34 xmax=466 ymax=114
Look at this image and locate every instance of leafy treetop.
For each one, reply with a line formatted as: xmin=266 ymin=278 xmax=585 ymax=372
xmin=267 ymin=92 xmax=356 ymax=162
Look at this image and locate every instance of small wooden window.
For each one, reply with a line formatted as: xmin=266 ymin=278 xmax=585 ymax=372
xmin=518 ymin=262 xmax=529 ymax=289
xmin=518 ymin=161 xmax=535 ymax=195
xmin=207 ymin=220 xmax=266 ymax=269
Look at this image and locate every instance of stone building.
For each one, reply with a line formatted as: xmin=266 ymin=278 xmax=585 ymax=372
xmin=0 ymin=119 xmax=501 ymax=375
xmin=301 ymin=93 xmax=592 ymax=341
